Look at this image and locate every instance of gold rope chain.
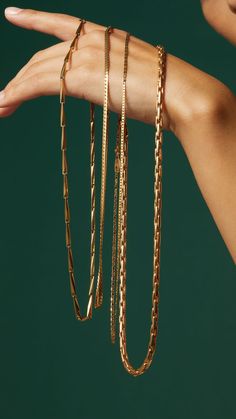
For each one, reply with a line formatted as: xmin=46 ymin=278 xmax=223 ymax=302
xmin=60 ymin=19 xmax=97 ymax=321
xmin=118 ymin=45 xmax=166 ymax=376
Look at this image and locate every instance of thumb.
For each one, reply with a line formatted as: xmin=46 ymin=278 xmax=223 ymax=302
xmin=4 ymin=7 xmax=103 ymax=40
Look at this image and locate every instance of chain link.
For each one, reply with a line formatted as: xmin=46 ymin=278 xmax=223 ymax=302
xmin=118 ymin=45 xmax=166 ymax=376
xmin=60 ymin=21 xmax=166 ymax=374
xmin=60 ymin=20 xmax=97 ymax=321
xmin=110 ymin=116 xmax=121 ymax=343
xmin=95 ymin=26 xmax=113 ymax=308
xmin=110 ymin=33 xmax=130 ymax=343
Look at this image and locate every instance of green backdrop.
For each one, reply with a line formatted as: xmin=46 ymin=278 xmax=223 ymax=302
xmin=0 ymin=1 xmax=235 ymax=419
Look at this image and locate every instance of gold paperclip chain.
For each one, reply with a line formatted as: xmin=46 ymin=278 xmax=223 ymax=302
xmin=118 ymin=45 xmax=166 ymax=376
xmin=95 ymin=26 xmax=113 ymax=308
xmin=60 ymin=20 xmax=97 ymax=321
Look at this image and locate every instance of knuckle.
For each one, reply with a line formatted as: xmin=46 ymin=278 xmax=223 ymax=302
xmin=5 ymin=80 xmax=13 ymax=91
xmin=113 ymin=27 xmax=126 ymax=37
xmin=88 ymin=29 xmax=104 ymax=44
xmin=78 ymin=63 xmax=92 ymax=81
xmin=23 ymin=8 xmax=37 ymax=17
xmin=78 ymin=46 xmax=99 ymax=64
xmin=24 ymin=61 xmax=38 ymax=78
xmin=5 ymin=76 xmax=18 ymax=91
xmin=4 ymin=85 xmax=15 ymax=100
xmin=22 ymin=9 xmax=39 ymax=30
xmin=31 ymin=50 xmax=43 ymax=63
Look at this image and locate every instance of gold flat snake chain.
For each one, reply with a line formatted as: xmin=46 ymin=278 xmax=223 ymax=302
xmin=60 ymin=19 xmax=97 ymax=321
xmin=110 ymin=33 xmax=130 ymax=343
xmin=118 ymin=45 xmax=166 ymax=376
xmin=95 ymin=26 xmax=113 ymax=308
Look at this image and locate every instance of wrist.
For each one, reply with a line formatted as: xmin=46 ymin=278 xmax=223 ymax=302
xmin=164 ymin=53 xmax=236 ymax=140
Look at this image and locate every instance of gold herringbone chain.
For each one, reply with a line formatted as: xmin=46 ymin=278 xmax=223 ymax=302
xmin=60 ymin=19 xmax=97 ymax=321
xmin=118 ymin=45 xmax=166 ymax=376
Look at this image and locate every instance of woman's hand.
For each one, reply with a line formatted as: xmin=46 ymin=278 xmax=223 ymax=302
xmin=0 ymin=7 xmax=236 ymax=263
xmin=0 ymin=8 xmax=232 ymax=132
xmin=0 ymin=7 xmax=170 ymax=127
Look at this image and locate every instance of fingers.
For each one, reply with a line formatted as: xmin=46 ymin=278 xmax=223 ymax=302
xmin=3 ymin=30 xmax=125 ymax=94
xmin=0 ymin=72 xmax=60 ymax=108
xmin=0 ymin=105 xmax=19 ymax=118
xmin=8 ymin=41 xmax=69 ymax=85
xmin=0 ymin=64 xmax=92 ymax=110
xmin=0 ymin=24 xmax=157 ymax=122
xmin=4 ymin=7 xmax=105 ymax=41
xmin=5 ymin=53 xmax=67 ymax=92
xmin=0 ymin=29 xmax=119 ymax=117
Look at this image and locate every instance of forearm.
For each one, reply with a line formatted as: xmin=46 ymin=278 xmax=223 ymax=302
xmin=165 ymin=54 xmax=236 ymax=263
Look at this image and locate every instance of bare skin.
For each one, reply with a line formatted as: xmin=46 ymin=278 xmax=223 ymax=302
xmin=201 ymin=0 xmax=236 ymax=45
xmin=0 ymin=5 xmax=235 ymax=263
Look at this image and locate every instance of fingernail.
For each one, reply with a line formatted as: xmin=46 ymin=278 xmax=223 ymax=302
xmin=0 ymin=91 xmax=5 ymax=101
xmin=5 ymin=7 xmax=23 ymax=16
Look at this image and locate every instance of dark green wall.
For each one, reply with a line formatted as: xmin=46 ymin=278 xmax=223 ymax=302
xmin=0 ymin=1 xmax=235 ymax=418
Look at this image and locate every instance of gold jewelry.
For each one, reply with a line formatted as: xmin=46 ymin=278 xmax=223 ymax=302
xmin=116 ymin=44 xmax=166 ymax=376
xmin=110 ymin=32 xmax=130 ymax=343
xmin=110 ymin=116 xmax=121 ymax=343
xmin=60 ymin=19 xmax=97 ymax=321
xmin=59 ymin=20 xmax=167 ymax=375
xmin=95 ymin=26 xmax=113 ymax=308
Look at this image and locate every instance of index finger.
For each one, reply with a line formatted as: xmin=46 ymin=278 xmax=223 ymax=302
xmin=4 ymin=7 xmax=105 ymax=40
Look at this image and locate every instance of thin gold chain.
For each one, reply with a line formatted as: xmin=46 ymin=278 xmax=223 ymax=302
xmin=95 ymin=26 xmax=113 ymax=308
xmin=110 ymin=116 xmax=121 ymax=343
xmin=118 ymin=45 xmax=166 ymax=376
xmin=110 ymin=33 xmax=130 ymax=343
xmin=110 ymin=119 xmax=128 ymax=343
xmin=60 ymin=20 xmax=97 ymax=321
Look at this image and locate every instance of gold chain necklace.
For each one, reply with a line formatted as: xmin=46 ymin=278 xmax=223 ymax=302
xmin=95 ymin=26 xmax=113 ymax=308
xmin=110 ymin=116 xmax=121 ymax=343
xmin=116 ymin=44 xmax=166 ymax=376
xmin=110 ymin=32 xmax=130 ymax=343
xmin=60 ymin=19 xmax=97 ymax=321
xmin=59 ymin=22 xmax=166 ymax=375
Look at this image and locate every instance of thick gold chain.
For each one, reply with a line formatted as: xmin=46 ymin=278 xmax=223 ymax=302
xmin=118 ymin=45 xmax=166 ymax=376
xmin=95 ymin=26 xmax=113 ymax=308
xmin=60 ymin=20 xmax=97 ymax=321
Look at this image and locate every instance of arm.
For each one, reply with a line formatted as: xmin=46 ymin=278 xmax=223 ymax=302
xmin=0 ymin=8 xmax=235 ymax=263
xmin=166 ymin=54 xmax=236 ymax=263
